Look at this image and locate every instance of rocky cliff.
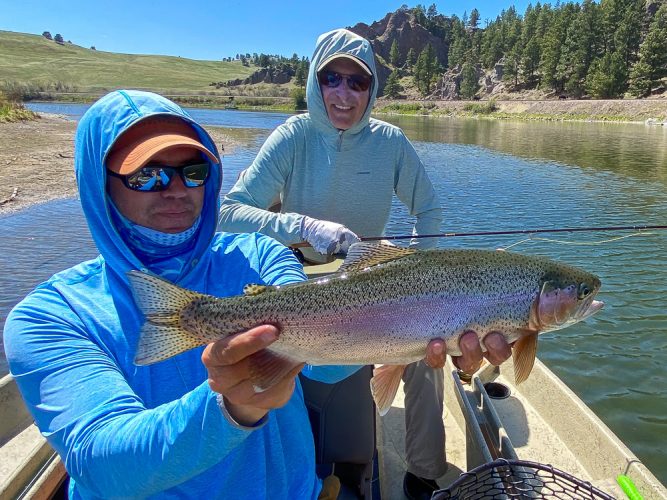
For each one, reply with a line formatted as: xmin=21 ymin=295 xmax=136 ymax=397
xmin=349 ymin=9 xmax=449 ymax=92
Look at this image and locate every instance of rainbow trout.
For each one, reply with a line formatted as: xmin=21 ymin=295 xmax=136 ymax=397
xmin=128 ymin=242 xmax=603 ymax=414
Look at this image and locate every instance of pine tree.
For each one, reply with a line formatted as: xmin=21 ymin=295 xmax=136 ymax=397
xmin=629 ymin=3 xmax=667 ymax=96
xmin=390 ymin=40 xmax=400 ymax=67
xmin=503 ymin=47 xmax=521 ymax=88
xmin=560 ymin=1 xmax=601 ymax=97
xmin=460 ymin=61 xmax=479 ymax=98
xmin=520 ymin=3 xmax=542 ymax=86
xmin=628 ymin=61 xmax=653 ymax=97
xmin=406 ymin=48 xmax=416 ymax=70
xmin=448 ymin=17 xmax=469 ymax=69
xmin=540 ymin=5 xmax=574 ymax=93
xmin=469 ymin=8 xmax=480 ymax=29
xmin=413 ymin=44 xmax=438 ymax=95
xmin=586 ymin=52 xmax=627 ymax=97
xmin=294 ymin=61 xmax=308 ymax=88
xmin=480 ymin=22 xmax=503 ymax=69
xmin=384 ymin=70 xmax=403 ymax=98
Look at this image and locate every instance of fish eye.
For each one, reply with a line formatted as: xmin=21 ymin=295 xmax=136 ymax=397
xmin=578 ymin=283 xmax=591 ymax=299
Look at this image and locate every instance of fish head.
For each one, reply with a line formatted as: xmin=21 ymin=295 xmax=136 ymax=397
xmin=535 ymin=268 xmax=604 ymax=331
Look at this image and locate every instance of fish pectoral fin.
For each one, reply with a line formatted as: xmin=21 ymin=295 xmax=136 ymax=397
xmin=512 ymin=331 xmax=539 ymax=384
xmin=370 ymin=364 xmax=407 ymax=416
xmin=248 ymin=349 xmax=303 ymax=392
xmin=339 ymin=242 xmax=416 ymax=273
xmin=243 ymin=284 xmax=276 ymax=296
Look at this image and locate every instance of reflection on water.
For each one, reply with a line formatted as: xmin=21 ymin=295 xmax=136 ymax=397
xmin=388 ymin=115 xmax=667 ymax=183
xmin=4 ymin=105 xmax=667 ymax=485
xmin=0 ymin=199 xmax=97 ymax=341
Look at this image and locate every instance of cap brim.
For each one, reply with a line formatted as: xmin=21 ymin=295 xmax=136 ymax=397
xmin=317 ymin=54 xmax=372 ymax=76
xmin=110 ymin=132 xmax=219 ymax=175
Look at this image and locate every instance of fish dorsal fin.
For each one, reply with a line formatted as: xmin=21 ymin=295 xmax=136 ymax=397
xmin=512 ymin=331 xmax=539 ymax=384
xmin=339 ymin=242 xmax=416 ymax=274
xmin=370 ymin=364 xmax=407 ymax=416
xmin=243 ymin=284 xmax=276 ymax=296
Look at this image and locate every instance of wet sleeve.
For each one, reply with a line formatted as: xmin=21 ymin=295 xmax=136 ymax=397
xmin=394 ymin=133 xmax=443 ymax=249
xmin=254 ymin=232 xmax=307 ymax=286
xmin=3 ymin=290 xmax=260 ymax=498
xmin=218 ymin=126 xmax=306 ymax=245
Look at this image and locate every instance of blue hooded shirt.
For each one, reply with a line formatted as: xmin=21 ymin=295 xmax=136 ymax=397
xmin=3 ymin=90 xmax=355 ymax=499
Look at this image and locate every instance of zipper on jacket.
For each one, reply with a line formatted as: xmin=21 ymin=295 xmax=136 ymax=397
xmin=337 ymin=130 xmax=344 ymax=151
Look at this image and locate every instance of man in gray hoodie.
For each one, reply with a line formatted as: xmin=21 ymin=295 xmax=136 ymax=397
xmin=219 ymin=28 xmax=512 ymax=499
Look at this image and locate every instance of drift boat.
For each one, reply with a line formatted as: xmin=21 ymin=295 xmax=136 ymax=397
xmin=1 ymin=260 xmax=666 ymax=499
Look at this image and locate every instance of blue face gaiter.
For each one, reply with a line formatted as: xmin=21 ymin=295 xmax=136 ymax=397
xmin=108 ymin=200 xmax=201 ymax=281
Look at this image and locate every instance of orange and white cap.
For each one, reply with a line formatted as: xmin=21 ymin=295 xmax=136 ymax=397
xmin=107 ymin=116 xmax=218 ymax=175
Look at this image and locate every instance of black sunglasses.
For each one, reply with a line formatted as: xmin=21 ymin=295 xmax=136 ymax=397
xmin=317 ymin=70 xmax=372 ymax=92
xmin=107 ymin=161 xmax=211 ymax=192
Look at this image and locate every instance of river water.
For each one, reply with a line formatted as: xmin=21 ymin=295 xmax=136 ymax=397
xmin=3 ymin=102 xmax=667 ymax=484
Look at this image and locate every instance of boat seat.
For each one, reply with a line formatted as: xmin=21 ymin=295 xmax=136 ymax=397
xmin=299 ymin=365 xmax=377 ymax=499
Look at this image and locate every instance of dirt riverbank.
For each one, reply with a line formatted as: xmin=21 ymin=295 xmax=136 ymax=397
xmin=0 ymin=113 xmax=238 ymax=215
xmin=377 ymin=97 xmax=667 ymax=122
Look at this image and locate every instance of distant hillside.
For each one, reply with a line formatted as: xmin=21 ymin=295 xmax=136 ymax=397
xmin=0 ymin=30 xmax=256 ymax=95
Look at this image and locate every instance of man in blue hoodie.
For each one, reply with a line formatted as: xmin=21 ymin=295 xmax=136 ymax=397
xmin=218 ymin=29 xmax=512 ymax=499
xmin=2 ymin=89 xmax=371 ymax=499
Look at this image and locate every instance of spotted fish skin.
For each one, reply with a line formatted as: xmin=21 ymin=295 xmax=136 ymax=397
xmin=129 ymin=243 xmax=603 ymax=368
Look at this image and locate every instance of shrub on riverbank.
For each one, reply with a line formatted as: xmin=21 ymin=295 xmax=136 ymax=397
xmin=375 ymin=102 xmax=437 ymax=115
xmin=462 ymin=100 xmax=498 ymax=114
xmin=0 ymin=91 xmax=38 ymax=122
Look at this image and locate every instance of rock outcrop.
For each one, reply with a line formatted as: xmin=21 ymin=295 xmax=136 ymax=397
xmin=349 ymin=9 xmax=450 ymax=93
xmin=349 ymin=10 xmax=448 ymax=68
xmin=429 ymin=61 xmax=505 ymax=100
xmin=215 ymin=66 xmax=294 ymax=88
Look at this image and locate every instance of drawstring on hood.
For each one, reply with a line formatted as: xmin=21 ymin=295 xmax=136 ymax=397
xmin=306 ymin=28 xmax=379 ymax=137
xmin=74 ymin=90 xmax=222 ymax=285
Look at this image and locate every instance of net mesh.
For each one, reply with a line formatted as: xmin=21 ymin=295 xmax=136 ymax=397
xmin=433 ymin=459 xmax=616 ymax=500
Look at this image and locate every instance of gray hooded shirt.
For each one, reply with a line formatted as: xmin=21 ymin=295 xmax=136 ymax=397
xmin=218 ymin=28 xmax=442 ymax=249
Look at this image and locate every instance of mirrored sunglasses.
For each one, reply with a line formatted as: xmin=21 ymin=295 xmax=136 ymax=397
xmin=317 ymin=70 xmax=372 ymax=92
xmin=107 ymin=161 xmax=211 ymax=192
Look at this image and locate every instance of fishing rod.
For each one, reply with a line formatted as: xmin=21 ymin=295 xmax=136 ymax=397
xmin=359 ymin=224 xmax=667 ymax=242
xmin=290 ymin=224 xmax=667 ymax=248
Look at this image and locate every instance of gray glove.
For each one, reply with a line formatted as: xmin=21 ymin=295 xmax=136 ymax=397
xmin=300 ymin=216 xmax=360 ymax=255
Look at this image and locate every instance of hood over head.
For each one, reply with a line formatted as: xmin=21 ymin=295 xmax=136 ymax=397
xmin=74 ymin=89 xmax=222 ymax=284
xmin=306 ymin=28 xmax=378 ymax=135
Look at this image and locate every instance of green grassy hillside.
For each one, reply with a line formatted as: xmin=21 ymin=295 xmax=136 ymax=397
xmin=0 ymin=30 xmax=256 ymax=94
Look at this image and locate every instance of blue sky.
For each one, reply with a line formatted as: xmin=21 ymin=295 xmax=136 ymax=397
xmin=2 ymin=1 xmax=533 ymax=60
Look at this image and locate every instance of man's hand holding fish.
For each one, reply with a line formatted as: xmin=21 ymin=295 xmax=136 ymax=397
xmin=453 ymin=331 xmax=513 ymax=374
xmin=202 ymin=324 xmax=304 ymax=426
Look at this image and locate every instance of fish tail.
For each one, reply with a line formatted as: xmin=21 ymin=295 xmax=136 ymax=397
xmin=127 ymin=270 xmax=202 ymax=365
